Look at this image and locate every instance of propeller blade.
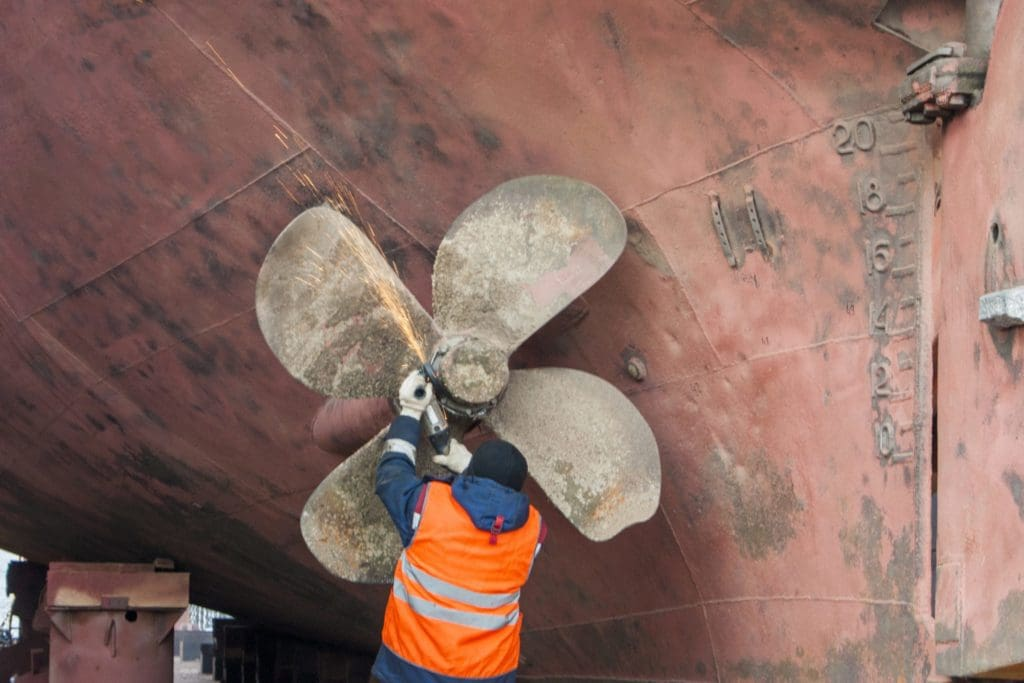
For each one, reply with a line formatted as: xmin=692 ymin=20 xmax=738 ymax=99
xmin=301 ymin=424 xmax=466 ymax=583
xmin=483 ymin=368 xmax=660 ymax=541
xmin=256 ymin=205 xmax=440 ymax=398
xmin=301 ymin=429 xmax=399 ymax=583
xmin=433 ymin=176 xmax=626 ymax=354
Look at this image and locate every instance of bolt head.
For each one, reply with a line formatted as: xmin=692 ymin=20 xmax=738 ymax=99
xmin=626 ymin=357 xmax=647 ymax=381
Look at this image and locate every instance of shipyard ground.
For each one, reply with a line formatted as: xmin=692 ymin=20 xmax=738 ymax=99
xmin=174 ymin=656 xmax=210 ymax=683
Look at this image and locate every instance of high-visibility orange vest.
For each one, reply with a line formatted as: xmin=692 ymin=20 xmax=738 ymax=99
xmin=381 ymin=481 xmax=544 ymax=678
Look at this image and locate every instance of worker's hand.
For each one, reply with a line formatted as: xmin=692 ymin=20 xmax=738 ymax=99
xmin=433 ymin=440 xmax=472 ymax=473
xmin=398 ymin=369 xmax=433 ymax=418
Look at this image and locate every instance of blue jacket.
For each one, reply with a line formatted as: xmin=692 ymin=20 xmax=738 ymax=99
xmin=371 ymin=414 xmax=534 ymax=683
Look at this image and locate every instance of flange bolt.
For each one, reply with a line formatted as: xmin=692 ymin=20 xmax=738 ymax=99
xmin=626 ymin=357 xmax=647 ymax=381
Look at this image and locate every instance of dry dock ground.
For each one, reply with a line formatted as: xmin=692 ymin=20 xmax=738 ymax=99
xmin=174 ymin=657 xmax=211 ymax=682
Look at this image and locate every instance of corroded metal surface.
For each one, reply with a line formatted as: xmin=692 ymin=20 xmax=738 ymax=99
xmin=256 ymin=205 xmax=440 ymax=398
xmin=874 ymin=0 xmax=964 ymax=52
xmin=300 ymin=429 xmax=402 ymax=584
xmin=301 ymin=428 xmax=455 ymax=584
xmin=900 ymin=42 xmax=987 ymax=124
xmin=44 ymin=562 xmax=188 ymax=683
xmin=47 ymin=562 xmax=189 ymax=610
xmin=433 ymin=176 xmax=627 ymax=352
xmin=933 ymin=2 xmax=1024 ymax=676
xmin=485 ymin=368 xmax=660 ymax=541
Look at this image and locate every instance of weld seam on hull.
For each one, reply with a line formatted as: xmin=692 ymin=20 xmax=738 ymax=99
xmin=677 ymin=0 xmax=823 ymax=127
xmin=24 ymin=148 xmax=310 ymax=321
xmin=627 ymin=103 xmax=900 ymax=211
xmin=629 ymin=125 xmax=827 ymax=211
xmin=154 ymin=5 xmax=305 ymax=140
xmin=156 ymin=5 xmax=435 ymax=258
xmin=521 ymin=594 xmax=917 ymax=636
xmin=624 ymin=333 xmax=874 ymax=398
xmin=657 ymin=505 xmax=723 ymax=683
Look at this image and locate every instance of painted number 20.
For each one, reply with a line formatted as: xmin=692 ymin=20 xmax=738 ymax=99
xmin=833 ymin=119 xmax=876 ymax=155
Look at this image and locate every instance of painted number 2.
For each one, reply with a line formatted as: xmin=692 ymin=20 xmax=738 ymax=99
xmin=833 ymin=119 xmax=876 ymax=155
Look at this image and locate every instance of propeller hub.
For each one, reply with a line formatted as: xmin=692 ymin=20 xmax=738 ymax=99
xmin=435 ymin=337 xmax=509 ymax=408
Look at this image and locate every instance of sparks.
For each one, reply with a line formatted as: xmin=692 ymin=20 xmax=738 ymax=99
xmin=276 ymin=178 xmax=300 ymax=205
xmin=328 ymin=217 xmax=427 ymax=363
xmin=278 ymin=162 xmax=428 ymax=363
xmin=205 ymin=40 xmax=248 ymax=93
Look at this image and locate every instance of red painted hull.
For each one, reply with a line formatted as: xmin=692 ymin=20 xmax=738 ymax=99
xmin=2 ymin=1 xmax=1021 ymax=679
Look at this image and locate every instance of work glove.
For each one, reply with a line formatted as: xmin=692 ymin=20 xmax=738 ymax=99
xmin=398 ymin=369 xmax=433 ymax=419
xmin=433 ymin=439 xmax=472 ymax=473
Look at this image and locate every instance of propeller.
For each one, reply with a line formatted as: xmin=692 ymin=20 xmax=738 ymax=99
xmin=256 ymin=175 xmax=661 ymax=583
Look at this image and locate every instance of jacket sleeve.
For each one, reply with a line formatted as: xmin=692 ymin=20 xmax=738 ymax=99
xmin=374 ymin=414 xmax=425 ymax=547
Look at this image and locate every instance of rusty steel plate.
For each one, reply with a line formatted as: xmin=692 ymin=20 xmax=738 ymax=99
xmin=484 ymin=367 xmax=661 ymax=541
xmin=432 ymin=176 xmax=627 ymax=353
xmin=255 ymin=205 xmax=441 ymax=399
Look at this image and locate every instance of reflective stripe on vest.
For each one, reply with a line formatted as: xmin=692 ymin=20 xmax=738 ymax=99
xmin=392 ymin=576 xmax=520 ymax=630
xmin=400 ymin=551 xmax=521 ymax=610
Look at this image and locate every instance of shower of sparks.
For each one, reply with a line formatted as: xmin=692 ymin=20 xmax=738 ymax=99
xmin=205 ymin=40 xmax=247 ymax=91
xmin=325 ymin=179 xmax=427 ymax=363
xmin=291 ymin=165 xmax=427 ymax=364
xmin=276 ymin=178 xmax=300 ymax=206
xmin=273 ymin=124 xmax=291 ymax=150
xmin=328 ymin=215 xmax=428 ymax=364
xmin=206 ymin=41 xmax=426 ymax=363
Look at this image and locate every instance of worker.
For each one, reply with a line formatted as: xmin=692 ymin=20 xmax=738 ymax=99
xmin=371 ymin=369 xmax=547 ymax=683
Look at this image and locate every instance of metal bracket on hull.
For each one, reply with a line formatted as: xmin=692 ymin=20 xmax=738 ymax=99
xmin=900 ymin=42 xmax=987 ymax=124
xmin=709 ymin=188 xmax=778 ymax=268
xmin=709 ymin=192 xmax=738 ymax=268
xmin=898 ymin=1 xmax=1000 ymax=123
xmin=979 ymin=286 xmax=1024 ymax=327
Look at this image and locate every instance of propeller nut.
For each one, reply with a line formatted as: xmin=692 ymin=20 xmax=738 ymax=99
xmin=437 ymin=337 xmax=509 ymax=406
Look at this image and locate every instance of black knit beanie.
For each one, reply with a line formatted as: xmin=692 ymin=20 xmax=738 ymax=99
xmin=465 ymin=440 xmax=528 ymax=491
